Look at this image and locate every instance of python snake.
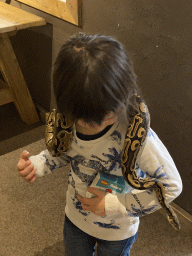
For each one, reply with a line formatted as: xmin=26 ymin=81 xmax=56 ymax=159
xmin=45 ymin=95 xmax=180 ymax=231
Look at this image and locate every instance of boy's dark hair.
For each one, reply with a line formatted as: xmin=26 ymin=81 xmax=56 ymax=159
xmin=51 ymin=32 xmax=140 ymax=126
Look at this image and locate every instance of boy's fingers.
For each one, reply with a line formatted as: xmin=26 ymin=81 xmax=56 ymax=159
xmin=17 ymin=151 xmax=36 ymax=183
xmin=20 ymin=150 xmax=30 ymax=160
xmin=17 ymin=159 xmax=31 ymax=171
xmin=17 ymin=151 xmax=31 ymax=171
xmin=20 ymin=164 xmax=34 ymax=177
xmin=28 ymin=174 xmax=36 ymax=183
xmin=25 ymin=168 xmax=37 ymax=181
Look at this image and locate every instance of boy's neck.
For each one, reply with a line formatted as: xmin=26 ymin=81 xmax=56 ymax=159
xmin=75 ymin=122 xmax=109 ymax=135
xmin=75 ymin=119 xmax=116 ymax=135
xmin=75 ymin=112 xmax=119 ymax=135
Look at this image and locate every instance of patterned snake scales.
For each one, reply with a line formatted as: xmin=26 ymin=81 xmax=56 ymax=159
xmin=45 ymin=95 xmax=180 ymax=231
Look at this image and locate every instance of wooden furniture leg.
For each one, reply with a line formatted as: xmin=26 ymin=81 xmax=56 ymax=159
xmin=0 ymin=33 xmax=39 ymax=125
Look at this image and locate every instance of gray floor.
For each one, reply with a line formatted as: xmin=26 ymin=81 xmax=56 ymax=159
xmin=0 ymin=103 xmax=192 ymax=256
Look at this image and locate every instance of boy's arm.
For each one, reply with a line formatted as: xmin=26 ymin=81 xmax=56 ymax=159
xmin=105 ymin=129 xmax=183 ymax=218
xmin=29 ymin=149 xmax=70 ymax=177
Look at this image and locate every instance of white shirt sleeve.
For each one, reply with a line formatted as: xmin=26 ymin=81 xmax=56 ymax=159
xmin=105 ymin=129 xmax=183 ymax=217
xmin=29 ymin=149 xmax=70 ymax=177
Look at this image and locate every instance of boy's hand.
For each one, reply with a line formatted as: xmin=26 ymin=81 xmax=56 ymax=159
xmin=77 ymin=187 xmax=107 ymax=217
xmin=17 ymin=151 xmax=37 ymax=183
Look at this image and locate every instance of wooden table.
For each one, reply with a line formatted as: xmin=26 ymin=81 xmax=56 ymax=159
xmin=0 ymin=2 xmax=46 ymax=125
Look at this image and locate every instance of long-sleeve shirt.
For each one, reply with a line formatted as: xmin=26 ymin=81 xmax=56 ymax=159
xmin=29 ymin=114 xmax=182 ymax=241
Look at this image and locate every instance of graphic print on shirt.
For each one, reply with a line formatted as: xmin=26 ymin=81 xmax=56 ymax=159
xmin=70 ymin=152 xmax=121 ymax=216
xmin=93 ymin=219 xmax=121 ymax=229
xmin=69 ymin=151 xmax=150 ymax=218
xmin=146 ymin=165 xmax=170 ymax=185
xmin=43 ymin=153 xmax=65 ymax=171
xmin=70 ymin=127 xmax=167 ymax=224
xmin=101 ymin=148 xmax=122 ymax=173
xmin=71 ymin=146 xmax=124 ymax=186
xmin=141 ymin=165 xmax=170 ymax=194
xmin=148 ymin=128 xmax=156 ymax=139
xmin=126 ymin=165 xmax=170 ymax=217
xmin=126 ymin=192 xmax=159 ymax=217
xmin=71 ymin=155 xmax=107 ymax=186
xmin=110 ymin=130 xmax=122 ymax=143
xmin=136 ymin=164 xmax=146 ymax=179
xmin=68 ymin=170 xmax=91 ymax=216
xmin=70 ymin=142 xmax=124 ymax=218
xmin=90 ymin=148 xmax=122 ymax=175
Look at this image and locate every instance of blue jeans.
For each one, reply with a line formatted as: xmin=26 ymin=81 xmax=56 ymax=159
xmin=63 ymin=215 xmax=138 ymax=256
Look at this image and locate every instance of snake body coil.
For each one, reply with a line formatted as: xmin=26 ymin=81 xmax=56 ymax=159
xmin=45 ymin=95 xmax=180 ymax=231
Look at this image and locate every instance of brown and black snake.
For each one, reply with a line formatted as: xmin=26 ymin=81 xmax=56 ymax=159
xmin=45 ymin=95 xmax=180 ymax=231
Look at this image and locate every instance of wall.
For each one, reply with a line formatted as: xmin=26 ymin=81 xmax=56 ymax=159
xmin=2 ymin=0 xmax=192 ymax=214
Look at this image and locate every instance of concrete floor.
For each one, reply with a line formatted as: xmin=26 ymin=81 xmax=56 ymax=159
xmin=0 ymin=102 xmax=192 ymax=256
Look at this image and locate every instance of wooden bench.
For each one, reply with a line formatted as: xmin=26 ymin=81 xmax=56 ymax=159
xmin=0 ymin=2 xmax=46 ymax=125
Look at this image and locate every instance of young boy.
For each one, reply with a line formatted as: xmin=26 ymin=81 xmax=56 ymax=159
xmin=17 ymin=33 xmax=182 ymax=256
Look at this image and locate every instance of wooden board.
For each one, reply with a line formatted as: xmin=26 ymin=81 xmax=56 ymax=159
xmin=16 ymin=0 xmax=82 ymax=26
xmin=0 ymin=33 xmax=39 ymax=124
xmin=0 ymin=79 xmax=14 ymax=106
xmin=0 ymin=2 xmax=46 ymax=33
